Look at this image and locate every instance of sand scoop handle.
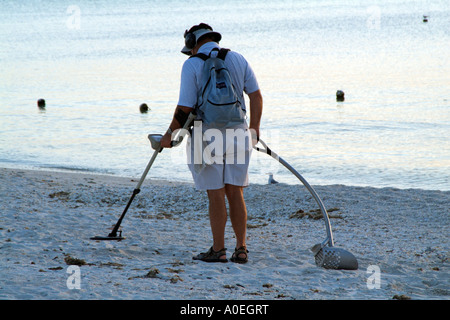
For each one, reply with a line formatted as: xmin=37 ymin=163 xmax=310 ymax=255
xmin=254 ymin=139 xmax=335 ymax=247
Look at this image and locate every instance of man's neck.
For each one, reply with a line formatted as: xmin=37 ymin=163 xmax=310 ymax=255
xmin=192 ymin=39 xmax=216 ymax=55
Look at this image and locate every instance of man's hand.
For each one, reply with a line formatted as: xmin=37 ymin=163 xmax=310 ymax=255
xmin=160 ymin=132 xmax=173 ymax=148
xmin=160 ymin=105 xmax=193 ymax=148
xmin=249 ymin=127 xmax=259 ymax=147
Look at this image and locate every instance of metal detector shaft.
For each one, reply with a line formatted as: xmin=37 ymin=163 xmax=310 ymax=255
xmin=107 ymin=147 xmax=160 ymax=238
xmin=254 ymin=139 xmax=334 ymax=247
xmin=92 ymin=112 xmax=197 ymax=241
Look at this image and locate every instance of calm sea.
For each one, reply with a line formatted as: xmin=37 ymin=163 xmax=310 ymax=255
xmin=1 ymin=0 xmax=449 ymax=190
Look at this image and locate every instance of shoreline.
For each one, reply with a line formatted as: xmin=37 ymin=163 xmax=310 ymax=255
xmin=0 ymin=167 xmax=448 ymax=300
xmin=1 ymin=164 xmax=448 ymax=192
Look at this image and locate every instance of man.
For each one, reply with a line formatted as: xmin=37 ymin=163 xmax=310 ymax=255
xmin=161 ymin=23 xmax=263 ymax=263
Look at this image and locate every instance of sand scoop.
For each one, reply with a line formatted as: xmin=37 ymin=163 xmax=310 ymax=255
xmin=254 ymin=139 xmax=358 ymax=270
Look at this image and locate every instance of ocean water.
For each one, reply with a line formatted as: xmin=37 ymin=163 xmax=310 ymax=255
xmin=1 ymin=0 xmax=449 ymax=190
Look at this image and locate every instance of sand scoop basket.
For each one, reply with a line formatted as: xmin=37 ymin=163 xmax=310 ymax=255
xmin=254 ymin=139 xmax=358 ymax=270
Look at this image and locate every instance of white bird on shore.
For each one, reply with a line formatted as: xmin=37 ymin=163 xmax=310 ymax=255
xmin=268 ymin=173 xmax=278 ymax=184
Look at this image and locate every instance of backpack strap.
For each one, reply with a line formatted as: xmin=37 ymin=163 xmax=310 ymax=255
xmin=189 ymin=48 xmax=230 ymax=61
xmin=217 ymin=48 xmax=230 ymax=60
xmin=189 ymin=53 xmax=209 ymax=61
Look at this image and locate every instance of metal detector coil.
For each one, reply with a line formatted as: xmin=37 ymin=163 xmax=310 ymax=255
xmin=91 ymin=234 xmax=124 ymax=241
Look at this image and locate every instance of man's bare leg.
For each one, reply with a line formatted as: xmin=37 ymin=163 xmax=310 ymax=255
xmin=207 ymin=188 xmax=227 ymax=260
xmin=225 ymin=184 xmax=247 ymax=259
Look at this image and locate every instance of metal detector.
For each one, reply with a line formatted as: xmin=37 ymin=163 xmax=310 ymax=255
xmin=90 ymin=113 xmax=196 ymax=241
xmin=254 ymin=139 xmax=358 ymax=270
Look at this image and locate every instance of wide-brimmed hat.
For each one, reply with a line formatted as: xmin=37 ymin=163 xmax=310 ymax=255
xmin=181 ymin=26 xmax=221 ymax=55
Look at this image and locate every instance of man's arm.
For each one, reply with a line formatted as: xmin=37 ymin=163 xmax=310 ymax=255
xmin=160 ymin=105 xmax=193 ymax=148
xmin=248 ymin=89 xmax=263 ymax=141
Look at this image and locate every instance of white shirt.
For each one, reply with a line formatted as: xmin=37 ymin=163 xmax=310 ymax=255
xmin=177 ymin=42 xmax=259 ymax=113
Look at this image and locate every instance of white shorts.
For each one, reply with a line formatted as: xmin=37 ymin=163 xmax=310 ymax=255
xmin=186 ymin=122 xmax=253 ymax=190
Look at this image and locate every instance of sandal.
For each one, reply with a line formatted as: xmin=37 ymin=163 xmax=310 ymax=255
xmin=230 ymin=246 xmax=249 ymax=264
xmin=193 ymin=247 xmax=228 ymax=263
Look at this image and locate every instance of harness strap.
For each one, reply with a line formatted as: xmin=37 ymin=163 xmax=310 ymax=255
xmin=217 ymin=48 xmax=230 ymax=60
xmin=190 ymin=48 xmax=230 ymax=61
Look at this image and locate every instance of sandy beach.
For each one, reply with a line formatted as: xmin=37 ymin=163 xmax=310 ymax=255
xmin=0 ymin=167 xmax=448 ymax=300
